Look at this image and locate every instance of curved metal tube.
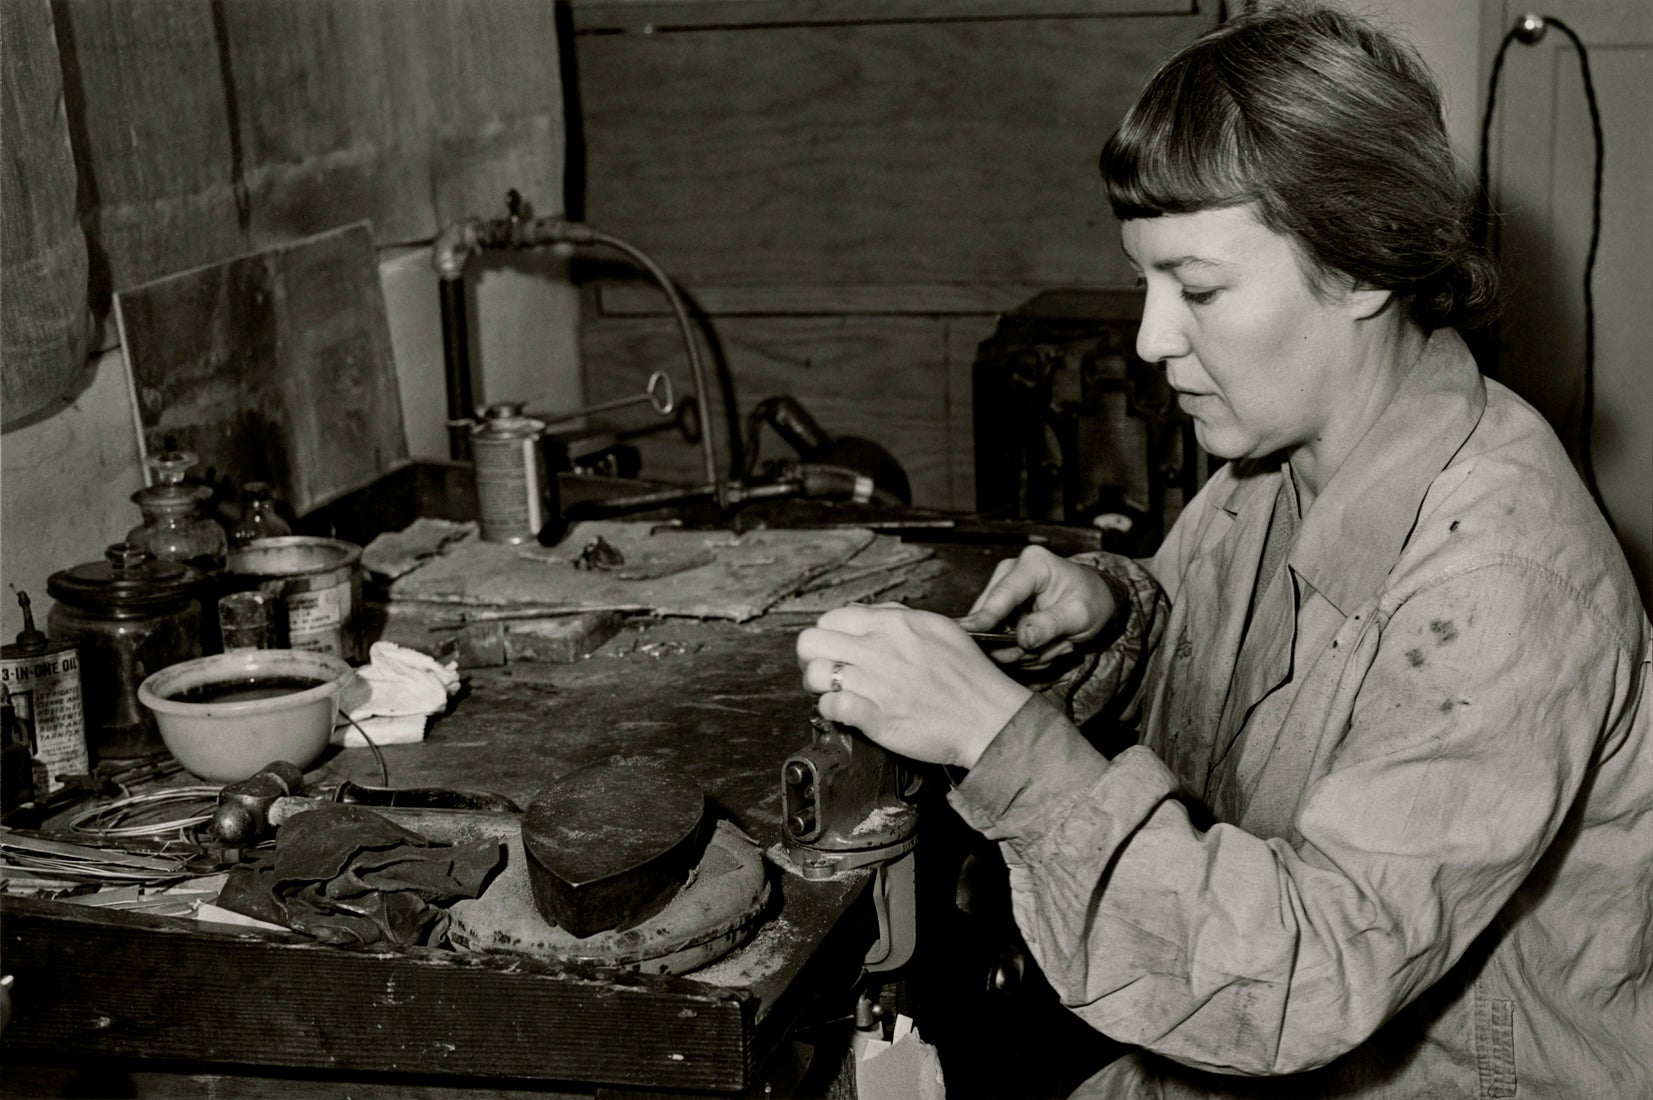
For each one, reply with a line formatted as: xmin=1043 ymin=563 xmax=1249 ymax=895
xmin=433 ymin=214 xmax=722 ymax=506
xmin=582 ymin=227 xmax=722 ymax=509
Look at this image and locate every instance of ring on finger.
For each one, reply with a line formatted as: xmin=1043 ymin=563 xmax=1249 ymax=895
xmin=828 ymin=661 xmax=846 ymax=693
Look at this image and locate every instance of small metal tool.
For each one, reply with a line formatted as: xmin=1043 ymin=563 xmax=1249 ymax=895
xmin=531 ymin=370 xmax=674 ymax=425
xmin=211 ymin=761 xmax=306 ymax=846
xmin=210 ymin=762 xmax=521 ymax=846
xmin=966 ymin=630 xmax=1020 ymax=646
xmin=781 ymin=716 xmax=920 ymax=879
xmin=780 ymin=715 xmax=921 ymax=972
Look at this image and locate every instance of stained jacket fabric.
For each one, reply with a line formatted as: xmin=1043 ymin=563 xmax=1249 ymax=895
xmin=948 ymin=330 xmax=1651 ymax=1098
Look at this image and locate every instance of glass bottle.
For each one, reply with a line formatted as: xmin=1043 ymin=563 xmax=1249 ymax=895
xmin=46 ymin=544 xmax=203 ymax=760
xmin=229 ymin=481 xmax=292 ymax=548
xmin=126 ymin=450 xmax=228 ymax=575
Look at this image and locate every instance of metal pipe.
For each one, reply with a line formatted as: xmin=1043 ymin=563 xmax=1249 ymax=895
xmin=438 ymin=277 xmax=474 ymax=461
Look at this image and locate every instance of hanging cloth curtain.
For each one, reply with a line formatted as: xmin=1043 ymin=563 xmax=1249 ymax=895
xmin=2 ymin=0 xmax=89 ymax=428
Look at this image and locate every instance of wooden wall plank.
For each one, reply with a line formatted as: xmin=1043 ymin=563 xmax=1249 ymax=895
xmin=55 ymin=0 xmax=245 ymax=295
xmin=221 ymin=0 xmax=567 ymax=244
xmin=571 ymin=0 xmax=1193 ymax=32
xmin=217 ymin=0 xmax=437 ymax=246
xmin=422 ymin=0 xmax=567 ymax=229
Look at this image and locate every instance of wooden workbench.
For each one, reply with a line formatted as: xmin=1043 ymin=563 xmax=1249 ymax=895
xmin=0 ymin=611 xmax=886 ymax=1098
xmin=0 ymin=464 xmax=1114 ymax=1098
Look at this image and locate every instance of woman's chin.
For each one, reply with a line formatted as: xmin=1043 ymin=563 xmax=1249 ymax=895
xmin=1190 ymin=423 xmax=1248 ymax=462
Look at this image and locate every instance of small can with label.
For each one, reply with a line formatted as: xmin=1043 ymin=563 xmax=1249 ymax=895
xmin=472 ymin=403 xmax=560 ymax=544
xmin=226 ymin=537 xmax=364 ymax=662
xmin=0 ymin=592 xmax=89 ymax=792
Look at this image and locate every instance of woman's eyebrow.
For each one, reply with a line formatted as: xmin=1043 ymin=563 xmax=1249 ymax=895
xmin=1153 ymin=255 xmax=1223 ymax=273
xmin=1119 ymin=242 xmax=1224 ymax=274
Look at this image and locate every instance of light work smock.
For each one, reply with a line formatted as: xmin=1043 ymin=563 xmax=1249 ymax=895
xmin=949 ymin=329 xmax=1651 ymax=1098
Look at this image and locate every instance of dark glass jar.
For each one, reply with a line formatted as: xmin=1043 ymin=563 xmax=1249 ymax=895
xmin=229 ymin=481 xmax=292 ymax=549
xmin=46 ymin=544 xmax=202 ymax=760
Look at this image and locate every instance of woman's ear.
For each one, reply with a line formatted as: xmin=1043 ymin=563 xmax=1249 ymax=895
xmin=1347 ymin=283 xmax=1395 ymax=321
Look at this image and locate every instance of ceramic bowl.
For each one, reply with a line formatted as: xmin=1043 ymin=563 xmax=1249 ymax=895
xmin=137 ymin=649 xmax=353 ymax=783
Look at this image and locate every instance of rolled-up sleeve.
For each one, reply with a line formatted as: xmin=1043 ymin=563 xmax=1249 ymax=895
xmin=948 ymin=562 xmax=1627 ymax=1075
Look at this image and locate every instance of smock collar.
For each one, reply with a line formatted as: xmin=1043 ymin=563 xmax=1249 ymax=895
xmin=1208 ymin=328 xmax=1487 ymax=616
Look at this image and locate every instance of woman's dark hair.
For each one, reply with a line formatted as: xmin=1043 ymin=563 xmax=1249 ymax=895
xmin=1100 ymin=2 xmax=1498 ymax=331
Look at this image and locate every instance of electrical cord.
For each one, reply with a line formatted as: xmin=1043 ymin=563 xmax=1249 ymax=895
xmin=1479 ymin=14 xmax=1614 ymax=531
xmin=339 ymin=710 xmax=391 ymax=787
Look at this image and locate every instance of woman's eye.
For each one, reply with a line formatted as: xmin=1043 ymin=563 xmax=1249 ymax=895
xmin=1180 ymin=286 xmax=1219 ymax=305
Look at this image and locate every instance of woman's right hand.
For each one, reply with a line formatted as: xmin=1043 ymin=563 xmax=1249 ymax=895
xmin=956 ymin=545 xmax=1119 ymax=668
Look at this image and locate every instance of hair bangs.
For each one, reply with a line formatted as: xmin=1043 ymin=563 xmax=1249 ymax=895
xmin=1101 ymin=39 xmax=1254 ymax=220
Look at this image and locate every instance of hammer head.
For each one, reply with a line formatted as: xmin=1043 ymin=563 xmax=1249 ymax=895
xmin=210 ymin=760 xmax=306 ymax=846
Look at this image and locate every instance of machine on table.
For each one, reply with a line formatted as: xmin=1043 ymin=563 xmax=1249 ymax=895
xmin=973 ymin=289 xmax=1207 ymax=555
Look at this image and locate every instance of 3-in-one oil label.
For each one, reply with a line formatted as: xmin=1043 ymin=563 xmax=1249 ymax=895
xmin=0 ymin=644 xmax=89 ymax=791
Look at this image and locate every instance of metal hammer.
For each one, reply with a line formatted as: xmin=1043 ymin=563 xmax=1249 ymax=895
xmin=210 ymin=761 xmax=307 ymax=846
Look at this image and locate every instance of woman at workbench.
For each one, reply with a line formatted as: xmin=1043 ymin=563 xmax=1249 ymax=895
xmin=797 ymin=4 xmax=1651 ymax=1097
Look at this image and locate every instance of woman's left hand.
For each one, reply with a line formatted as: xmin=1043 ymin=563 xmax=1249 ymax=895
xmin=796 ymin=604 xmax=1033 ymax=769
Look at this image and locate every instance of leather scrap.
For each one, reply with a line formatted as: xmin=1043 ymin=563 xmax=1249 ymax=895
xmin=216 ymin=804 xmax=503 ymax=947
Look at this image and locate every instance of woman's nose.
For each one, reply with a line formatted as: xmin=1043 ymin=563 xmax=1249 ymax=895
xmin=1135 ymin=286 xmax=1189 ymax=364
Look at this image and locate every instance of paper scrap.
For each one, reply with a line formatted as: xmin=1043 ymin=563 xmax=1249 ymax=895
xmin=333 ymin=640 xmax=461 ymax=746
xmin=855 ymin=1014 xmax=946 ymax=1100
xmin=361 ymin=518 xmax=477 ymax=582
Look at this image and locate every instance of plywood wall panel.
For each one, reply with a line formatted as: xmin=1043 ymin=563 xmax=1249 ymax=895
xmin=576 ymin=13 xmax=1211 ymax=300
xmin=421 ymin=0 xmax=567 ymax=228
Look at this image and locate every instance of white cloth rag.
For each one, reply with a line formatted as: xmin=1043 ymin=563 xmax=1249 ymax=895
xmin=332 ymin=641 xmax=461 ymax=747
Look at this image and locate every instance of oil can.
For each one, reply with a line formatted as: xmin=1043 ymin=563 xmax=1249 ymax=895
xmin=471 ymin=403 xmax=559 ymax=544
xmin=0 ymin=593 xmax=88 ymax=791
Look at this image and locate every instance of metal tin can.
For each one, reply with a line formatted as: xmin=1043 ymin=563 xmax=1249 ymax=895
xmin=471 ymin=403 xmax=558 ymax=544
xmin=226 ymin=537 xmax=363 ymax=662
xmin=0 ymin=632 xmax=88 ymax=793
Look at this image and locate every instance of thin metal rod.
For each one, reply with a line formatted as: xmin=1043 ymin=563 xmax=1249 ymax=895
xmin=532 ymin=370 xmax=674 ymax=425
